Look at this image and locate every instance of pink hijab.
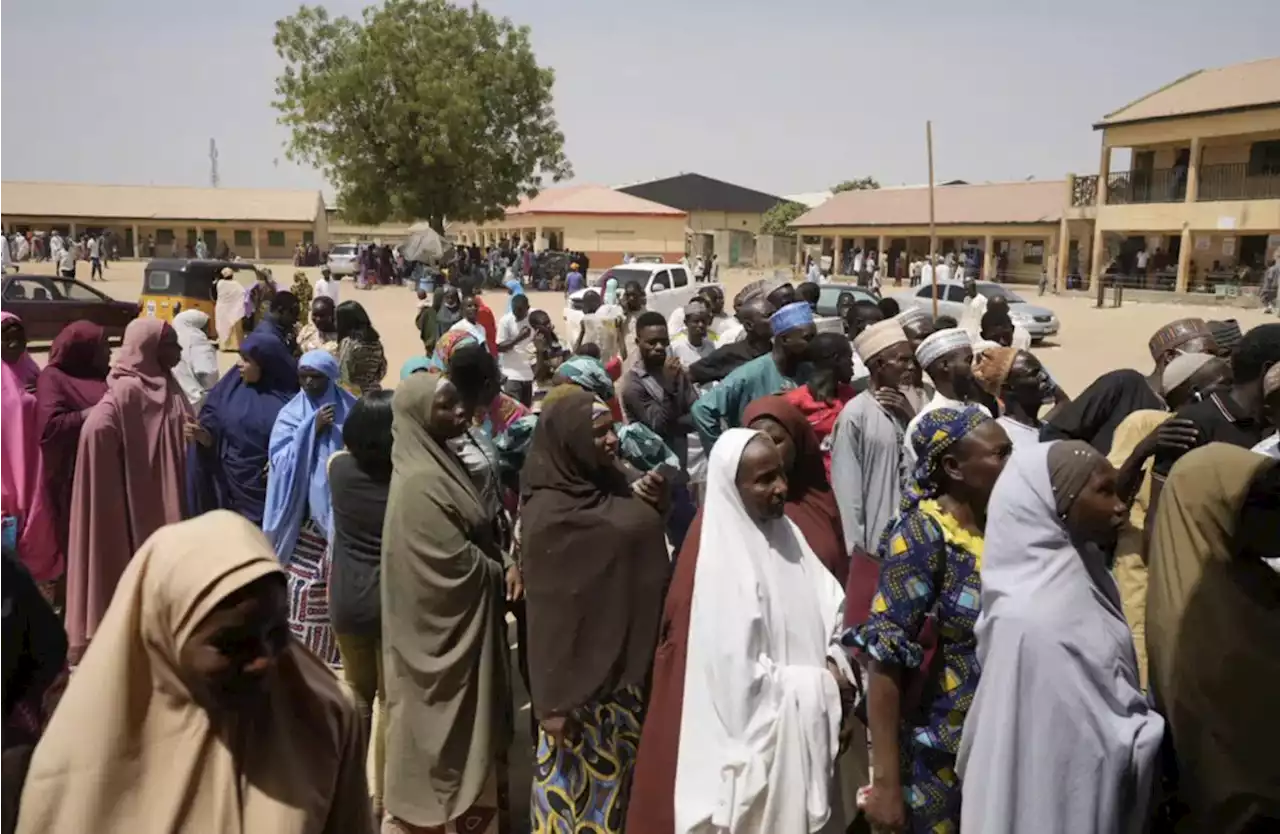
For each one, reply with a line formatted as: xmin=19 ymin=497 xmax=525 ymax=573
xmin=1 ymin=312 xmax=62 ymax=582
xmin=65 ymin=318 xmax=193 ymax=661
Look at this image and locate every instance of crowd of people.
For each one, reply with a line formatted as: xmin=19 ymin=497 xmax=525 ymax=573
xmin=2 ymin=259 xmax=1278 ymax=834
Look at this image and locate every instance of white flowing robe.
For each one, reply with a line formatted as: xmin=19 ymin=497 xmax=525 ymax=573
xmin=958 ymin=443 xmax=1165 ymax=834
xmin=214 ymin=278 xmax=246 ymax=345
xmin=674 ymin=428 xmax=848 ymax=834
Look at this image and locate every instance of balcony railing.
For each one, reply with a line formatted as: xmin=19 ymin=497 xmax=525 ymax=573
xmin=1071 ymin=174 xmax=1098 ymax=207
xmin=1196 ymin=162 xmax=1280 ymax=201
xmin=1106 ymin=168 xmax=1186 ymax=205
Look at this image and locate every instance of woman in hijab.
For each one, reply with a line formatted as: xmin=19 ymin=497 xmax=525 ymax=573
xmin=170 ymin=309 xmax=220 ymax=410
xmin=521 ymin=388 xmax=671 ymax=833
xmin=957 ymin=440 xmax=1164 ymax=833
xmin=329 ymin=392 xmax=394 ymax=819
xmin=65 ymin=318 xmax=191 ymax=663
xmin=850 ymin=406 xmax=1012 ymax=834
xmin=186 ymin=333 xmax=299 ymax=525
xmin=35 ymin=322 xmax=110 ymax=559
xmin=435 ymin=286 xmax=463 ymax=337
xmin=263 ymin=350 xmax=356 ymax=665
xmin=291 ymin=269 xmax=313 ymax=312
xmin=2 ymin=551 xmax=67 ymax=833
xmin=627 ymin=428 xmax=853 ymax=834
xmin=335 ymin=300 xmax=387 ymax=396
xmin=381 ymin=373 xmax=511 ymax=834
xmin=2 ymin=313 xmax=62 ymax=590
xmin=16 ymin=512 xmax=375 ymax=834
xmin=1146 ymin=444 xmax=1279 ymax=832
xmin=744 ymin=394 xmax=849 ymax=583
xmin=603 ymin=275 xmax=619 ymax=306
xmin=214 ymin=267 xmax=247 ymax=351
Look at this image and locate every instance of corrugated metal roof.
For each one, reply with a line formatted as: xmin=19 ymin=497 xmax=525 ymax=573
xmin=793 ymin=180 xmax=1065 ymax=228
xmin=1 ymin=181 xmax=324 ymax=222
xmin=1097 ymin=57 xmax=1280 ymax=127
xmin=507 ymin=185 xmax=686 ymax=217
xmin=617 ymin=173 xmax=781 ymax=213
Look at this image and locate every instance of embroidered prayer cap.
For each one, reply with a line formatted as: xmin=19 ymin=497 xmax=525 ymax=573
xmin=973 ymin=346 xmax=1019 ymax=396
xmin=1264 ymin=362 xmax=1280 ymax=398
xmin=915 ymin=327 xmax=972 ymax=369
xmin=1161 ymin=351 xmax=1216 ymax=393
xmin=895 ymin=307 xmax=931 ymax=329
xmin=1147 ymin=317 xmax=1212 ymax=361
xmin=853 ymin=319 xmax=908 ymax=363
xmin=769 ymin=301 xmax=815 ymax=335
xmin=1207 ymin=319 xmax=1243 ymax=354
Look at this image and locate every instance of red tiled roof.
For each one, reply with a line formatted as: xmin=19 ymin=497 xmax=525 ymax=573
xmin=507 ymin=185 xmax=685 ymax=217
xmin=793 ymin=180 xmax=1065 ymax=228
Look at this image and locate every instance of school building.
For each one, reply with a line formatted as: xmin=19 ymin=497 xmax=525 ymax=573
xmin=794 ymin=55 xmax=1280 ymax=298
xmin=448 ymin=185 xmax=687 ymax=268
xmin=0 ymin=181 xmax=329 ymax=261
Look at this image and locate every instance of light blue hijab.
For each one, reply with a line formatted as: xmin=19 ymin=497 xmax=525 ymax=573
xmin=504 ymin=277 xmax=525 ymax=313
xmin=262 ymin=349 xmax=357 ymax=562
xmin=604 ymin=276 xmax=619 ymax=305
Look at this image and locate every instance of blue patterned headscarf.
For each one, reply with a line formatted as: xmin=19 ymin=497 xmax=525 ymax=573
xmin=555 ymin=355 xmax=615 ymax=401
xmin=899 ymin=405 xmax=992 ymax=517
xmin=769 ymin=301 xmax=815 ymax=334
xmin=400 ymin=355 xmax=433 ymax=380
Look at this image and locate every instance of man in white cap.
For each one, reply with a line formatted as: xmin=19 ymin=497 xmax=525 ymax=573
xmin=831 ymin=319 xmax=917 ymax=556
xmin=902 ymin=327 xmax=989 ymax=468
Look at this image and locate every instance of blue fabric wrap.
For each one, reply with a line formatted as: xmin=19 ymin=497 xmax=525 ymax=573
xmin=769 ymin=301 xmax=815 ymax=334
xmin=262 ymin=349 xmax=355 ymax=562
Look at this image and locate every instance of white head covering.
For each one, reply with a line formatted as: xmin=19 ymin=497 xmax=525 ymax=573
xmin=1161 ymin=351 xmax=1216 ymax=393
xmin=915 ymin=328 xmax=971 ymax=369
xmin=170 ymin=309 xmax=220 ymax=407
xmin=674 ymin=428 xmax=845 ymax=834
xmin=957 ymin=442 xmax=1165 ymax=832
xmin=853 ymin=319 xmax=908 ymax=362
xmin=896 ymin=308 xmax=930 ymax=329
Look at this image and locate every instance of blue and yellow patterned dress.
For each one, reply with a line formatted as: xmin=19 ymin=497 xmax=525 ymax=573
xmin=851 ymin=499 xmax=984 ymax=834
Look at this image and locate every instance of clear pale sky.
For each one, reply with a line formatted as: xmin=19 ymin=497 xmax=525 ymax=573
xmin=3 ymin=0 xmax=1277 ymax=199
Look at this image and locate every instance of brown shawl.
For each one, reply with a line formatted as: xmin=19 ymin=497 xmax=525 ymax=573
xmin=519 ymin=387 xmax=670 ymax=717
xmin=1146 ymin=443 xmax=1279 ymax=830
xmin=380 ymin=374 xmax=510 ymax=827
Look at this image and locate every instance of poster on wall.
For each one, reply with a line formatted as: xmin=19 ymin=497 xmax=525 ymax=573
xmin=1195 ymin=236 xmax=1211 ymax=251
xmin=1222 ymin=236 xmax=1236 ymax=257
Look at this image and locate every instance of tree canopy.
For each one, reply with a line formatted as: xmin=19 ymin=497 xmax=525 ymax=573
xmin=759 ymin=201 xmax=808 ymax=236
xmin=831 ymin=176 xmax=881 ymax=193
xmin=273 ymin=0 xmax=572 ymax=232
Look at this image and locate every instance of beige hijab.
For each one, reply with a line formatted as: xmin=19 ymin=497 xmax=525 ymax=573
xmin=381 ymin=373 xmax=511 ymax=827
xmin=17 ymin=511 xmax=374 ymax=834
xmin=1146 ymin=444 xmax=1279 ymax=829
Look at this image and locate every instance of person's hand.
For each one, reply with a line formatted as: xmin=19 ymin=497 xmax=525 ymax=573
xmin=315 ymin=404 xmax=336 ymax=434
xmin=516 ymin=325 xmax=533 ymax=343
xmin=631 ymin=470 xmax=666 ymax=510
xmin=863 ymin=783 xmax=907 ymax=833
xmin=540 ymin=714 xmax=579 ymax=750
xmin=1148 ymin=418 xmax=1199 ymax=456
xmin=505 ymin=564 xmax=524 ymax=602
xmin=662 ymin=355 xmax=684 ymax=382
xmin=873 ymin=387 xmax=914 ymax=423
xmin=183 ymin=420 xmax=213 ymax=447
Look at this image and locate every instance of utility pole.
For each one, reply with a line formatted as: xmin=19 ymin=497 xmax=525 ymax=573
xmin=927 ymin=121 xmax=938 ymax=319
xmin=209 ymin=139 xmax=220 ymax=188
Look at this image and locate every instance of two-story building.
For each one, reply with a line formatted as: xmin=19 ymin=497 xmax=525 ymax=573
xmin=1061 ymin=57 xmax=1280 ymax=296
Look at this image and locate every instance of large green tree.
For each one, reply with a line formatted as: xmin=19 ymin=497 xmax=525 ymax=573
xmin=831 ymin=176 xmax=880 ymax=193
xmin=273 ymin=0 xmax=572 ymax=232
xmin=759 ymin=200 xmax=808 ymax=235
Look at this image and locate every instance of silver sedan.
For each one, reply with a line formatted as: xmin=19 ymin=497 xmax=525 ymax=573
xmin=889 ymin=281 xmax=1060 ymax=342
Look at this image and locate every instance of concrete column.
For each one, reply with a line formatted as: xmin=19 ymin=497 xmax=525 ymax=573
xmin=1185 ymin=136 xmax=1202 ymax=204
xmin=132 ymin=224 xmax=141 ymax=258
xmin=983 ymin=234 xmax=994 ymax=280
xmin=1176 ymin=227 xmax=1192 ymax=293
xmin=832 ymin=235 xmax=843 ymax=273
xmin=877 ymin=234 xmax=887 ymax=264
xmin=1096 ymin=142 xmax=1111 ymax=207
xmin=1089 ymin=224 xmax=1107 ymax=291
xmin=796 ymin=234 xmax=805 ymax=269
xmin=253 ymin=226 xmax=262 ymax=260
xmin=69 ymin=222 xmax=77 ymax=239
xmin=535 ymin=226 xmax=544 ymax=252
xmin=1056 ymin=217 xmax=1070 ymax=292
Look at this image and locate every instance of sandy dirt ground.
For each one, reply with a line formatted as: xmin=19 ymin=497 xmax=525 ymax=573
xmin=24 ymin=259 xmax=1274 ymax=395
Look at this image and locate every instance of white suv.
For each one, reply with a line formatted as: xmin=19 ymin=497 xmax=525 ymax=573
xmin=326 ymin=243 xmax=360 ymax=277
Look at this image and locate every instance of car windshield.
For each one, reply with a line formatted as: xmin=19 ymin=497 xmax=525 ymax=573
xmin=602 ymin=267 xmax=656 ymax=287
xmin=331 ymin=245 xmax=357 ymax=256
xmin=977 ymin=284 xmax=1025 ymax=303
xmin=816 ymin=285 xmax=875 ymax=317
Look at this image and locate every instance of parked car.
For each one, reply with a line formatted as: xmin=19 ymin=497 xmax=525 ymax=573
xmin=565 ymin=263 xmax=704 ymax=333
xmin=812 ymin=282 xmax=882 ymax=336
xmin=326 ymin=243 xmax=361 ymax=277
xmin=889 ymin=281 xmax=1060 ymax=342
xmin=2 ymin=274 xmax=140 ymax=343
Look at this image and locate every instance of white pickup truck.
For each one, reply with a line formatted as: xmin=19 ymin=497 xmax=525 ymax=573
xmin=564 ymin=262 xmax=713 ymax=334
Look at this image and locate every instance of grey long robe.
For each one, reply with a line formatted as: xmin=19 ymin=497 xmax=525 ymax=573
xmin=957 ymin=443 xmax=1164 ymax=834
xmin=829 ymin=391 xmax=906 ymax=555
